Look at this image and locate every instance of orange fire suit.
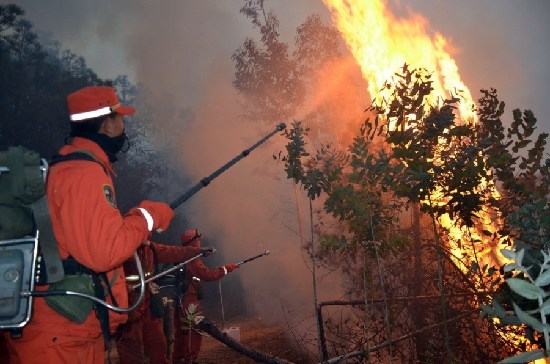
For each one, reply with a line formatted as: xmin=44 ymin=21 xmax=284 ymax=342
xmin=116 ymin=242 xmax=202 ymax=364
xmin=4 ymin=137 xmax=155 ymax=364
xmin=172 ymin=241 xmax=227 ymax=364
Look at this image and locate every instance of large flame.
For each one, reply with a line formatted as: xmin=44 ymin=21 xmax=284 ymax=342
xmin=321 ymin=0 xmax=476 ymax=122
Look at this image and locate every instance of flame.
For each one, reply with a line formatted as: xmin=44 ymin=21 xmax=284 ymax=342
xmin=321 ymin=0 xmax=476 ymax=122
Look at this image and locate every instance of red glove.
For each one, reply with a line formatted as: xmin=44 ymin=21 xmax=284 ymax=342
xmin=137 ymin=200 xmax=174 ymax=232
xmin=225 ymin=264 xmax=239 ymax=273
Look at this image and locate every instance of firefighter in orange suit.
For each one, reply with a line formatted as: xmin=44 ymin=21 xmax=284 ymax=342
xmin=172 ymin=229 xmax=239 ymax=364
xmin=116 ymin=241 xmax=213 ymax=364
xmin=4 ymin=86 xmax=175 ymax=364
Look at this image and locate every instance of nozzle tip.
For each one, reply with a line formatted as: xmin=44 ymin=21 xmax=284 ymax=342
xmin=277 ymin=123 xmax=286 ymax=130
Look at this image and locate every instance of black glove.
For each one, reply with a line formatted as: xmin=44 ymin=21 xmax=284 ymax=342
xmin=201 ymin=247 xmax=215 ymax=257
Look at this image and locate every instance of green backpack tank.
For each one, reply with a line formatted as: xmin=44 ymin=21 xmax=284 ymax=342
xmin=0 ymin=146 xmax=46 ymax=240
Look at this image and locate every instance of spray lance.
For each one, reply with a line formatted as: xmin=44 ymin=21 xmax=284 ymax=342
xmin=168 ymin=122 xmax=286 ymax=209
xmin=129 ymin=249 xmax=216 ymax=290
xmin=130 ymin=123 xmax=286 ymax=287
xmin=237 ymin=250 xmax=270 ymax=266
xmin=218 ymin=250 xmax=271 ymax=328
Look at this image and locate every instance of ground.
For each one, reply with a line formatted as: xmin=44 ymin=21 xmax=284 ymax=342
xmin=197 ymin=317 xmax=307 ymax=364
xmin=107 ymin=316 xmax=309 ymax=364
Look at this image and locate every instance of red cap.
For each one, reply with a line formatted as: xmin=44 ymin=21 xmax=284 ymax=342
xmin=67 ymin=86 xmax=135 ymax=122
xmin=180 ymin=229 xmax=202 ymax=246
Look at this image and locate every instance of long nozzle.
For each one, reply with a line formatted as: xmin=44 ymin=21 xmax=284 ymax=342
xmin=130 ymin=249 xmax=214 ymax=290
xmin=237 ymin=250 xmax=270 ymax=266
xmin=169 ymin=123 xmax=286 ymax=210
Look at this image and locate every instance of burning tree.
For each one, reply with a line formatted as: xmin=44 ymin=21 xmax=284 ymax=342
xmin=275 ymin=64 xmax=549 ymax=363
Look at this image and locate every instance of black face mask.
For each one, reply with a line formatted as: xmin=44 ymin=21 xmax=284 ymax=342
xmin=110 ymin=132 xmax=130 ymax=154
xmin=75 ymin=132 xmax=130 ymax=163
xmin=103 ymin=132 xmax=129 ymax=162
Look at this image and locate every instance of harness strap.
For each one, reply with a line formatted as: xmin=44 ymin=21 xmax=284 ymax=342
xmin=150 ymin=243 xmax=159 ymax=275
xmin=37 ymin=151 xmax=108 ymax=285
xmin=92 ymin=273 xmax=110 ymax=343
xmin=49 ymin=151 xmax=108 ymax=175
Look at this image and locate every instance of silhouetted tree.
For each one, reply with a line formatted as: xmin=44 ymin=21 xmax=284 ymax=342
xmin=232 ymin=0 xmax=304 ymax=124
xmin=0 ymin=4 xmax=102 ymax=157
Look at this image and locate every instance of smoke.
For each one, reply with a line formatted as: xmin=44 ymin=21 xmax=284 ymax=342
xmin=170 ymin=55 xmax=346 ymax=326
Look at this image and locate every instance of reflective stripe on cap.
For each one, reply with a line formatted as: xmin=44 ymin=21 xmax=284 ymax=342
xmin=69 ymin=104 xmax=120 ymax=121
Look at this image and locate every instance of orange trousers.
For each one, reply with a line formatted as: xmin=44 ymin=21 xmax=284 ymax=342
xmin=116 ymin=308 xmax=168 ymax=364
xmin=4 ymin=326 xmax=104 ymax=364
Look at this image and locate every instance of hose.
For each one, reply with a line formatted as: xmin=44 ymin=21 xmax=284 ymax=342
xmin=21 ymin=250 xmax=146 ymax=313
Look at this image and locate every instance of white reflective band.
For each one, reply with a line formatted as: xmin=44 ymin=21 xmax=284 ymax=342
xmin=222 ymin=266 xmax=228 ymax=275
xmin=126 ymin=272 xmax=152 ymax=282
xmin=70 ymin=106 xmax=113 ymax=121
xmin=138 ymin=208 xmax=154 ymax=231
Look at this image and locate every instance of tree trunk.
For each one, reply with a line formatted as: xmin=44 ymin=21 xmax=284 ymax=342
xmin=411 ymin=204 xmax=428 ymax=362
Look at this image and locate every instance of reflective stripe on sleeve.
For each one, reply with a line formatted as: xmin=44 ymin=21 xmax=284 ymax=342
xmin=138 ymin=208 xmax=154 ymax=231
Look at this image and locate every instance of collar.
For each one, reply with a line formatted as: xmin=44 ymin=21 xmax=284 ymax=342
xmin=58 ymin=137 xmax=116 ymax=176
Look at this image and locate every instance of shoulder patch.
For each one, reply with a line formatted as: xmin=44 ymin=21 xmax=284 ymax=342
xmin=103 ymin=184 xmax=117 ymax=208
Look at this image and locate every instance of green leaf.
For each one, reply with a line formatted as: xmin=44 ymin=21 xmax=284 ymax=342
xmin=501 ymin=249 xmax=516 ymax=260
xmin=506 ymin=278 xmax=546 ymax=300
xmin=512 ymin=302 xmax=544 ymax=330
xmin=503 ymin=263 xmax=521 ymax=273
xmin=479 ymin=304 xmax=492 ymax=318
xmin=492 ymin=300 xmax=507 ymax=317
xmin=498 ymin=349 xmax=545 ymax=363
xmin=500 ymin=315 xmax=523 ymax=326
xmin=535 ymin=269 xmax=550 ymax=286
xmin=516 ymin=249 xmax=525 ymax=266
xmin=540 ymin=298 xmax=550 ymax=316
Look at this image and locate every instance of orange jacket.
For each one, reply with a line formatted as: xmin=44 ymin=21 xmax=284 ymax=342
xmin=181 ymin=241 xmax=226 ymax=308
xmin=124 ymin=241 xmax=202 ymax=320
xmin=30 ymin=137 xmax=152 ymax=338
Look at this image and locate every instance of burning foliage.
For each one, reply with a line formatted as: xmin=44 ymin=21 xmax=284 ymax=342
xmin=272 ymin=61 xmax=549 ymax=362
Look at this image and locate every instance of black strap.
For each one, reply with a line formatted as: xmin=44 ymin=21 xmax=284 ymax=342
xmin=174 ymin=267 xmax=186 ymax=314
xmin=91 ymin=273 xmax=110 ymax=343
xmin=49 ymin=151 xmax=108 ymax=175
xmin=36 ymin=254 xmax=95 ymax=285
xmin=62 ymin=257 xmax=94 ymax=275
xmin=149 ymin=243 xmax=159 ymax=275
